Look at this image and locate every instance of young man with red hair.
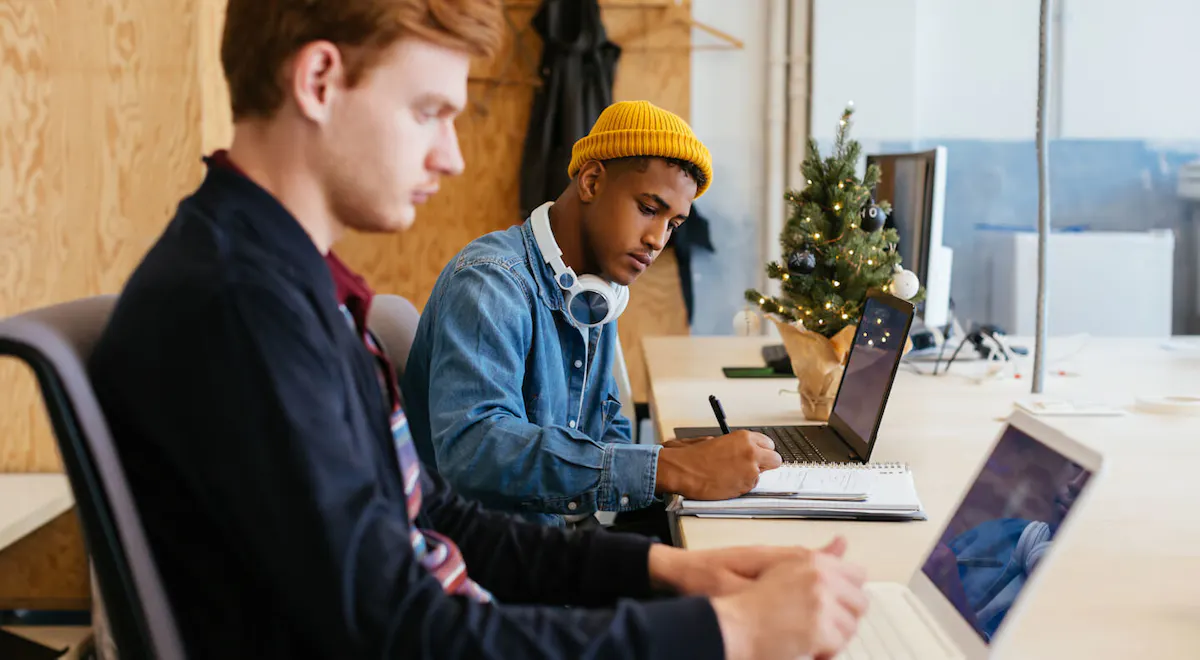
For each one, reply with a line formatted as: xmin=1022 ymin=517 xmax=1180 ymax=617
xmin=89 ymin=1 xmax=867 ymax=658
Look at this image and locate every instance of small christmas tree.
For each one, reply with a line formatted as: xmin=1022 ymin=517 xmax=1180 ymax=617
xmin=746 ymin=105 xmax=919 ymax=338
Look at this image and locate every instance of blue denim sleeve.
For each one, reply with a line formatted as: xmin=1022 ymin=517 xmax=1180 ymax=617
xmin=426 ymin=263 xmax=658 ymax=515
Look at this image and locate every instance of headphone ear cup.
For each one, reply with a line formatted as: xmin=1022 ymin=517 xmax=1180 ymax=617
xmin=568 ymin=276 xmax=628 ymax=326
xmin=609 ymin=283 xmax=630 ymax=321
xmin=567 ymin=279 xmax=613 ymax=327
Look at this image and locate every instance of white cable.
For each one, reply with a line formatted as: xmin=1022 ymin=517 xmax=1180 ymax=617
xmin=576 ymin=326 xmax=590 ymax=431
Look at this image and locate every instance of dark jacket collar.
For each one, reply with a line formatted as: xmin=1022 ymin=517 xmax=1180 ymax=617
xmin=193 ymin=156 xmax=335 ymax=305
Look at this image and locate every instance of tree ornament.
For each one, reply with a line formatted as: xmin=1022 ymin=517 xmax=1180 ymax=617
xmin=787 ymin=250 xmax=816 ymax=275
xmin=732 ymin=308 xmax=762 ymax=336
xmin=890 ymin=265 xmax=920 ymax=300
xmin=860 ymin=200 xmax=887 ymax=232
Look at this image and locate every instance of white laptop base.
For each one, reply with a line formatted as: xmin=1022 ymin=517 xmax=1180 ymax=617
xmin=838 ymin=583 xmax=962 ymax=660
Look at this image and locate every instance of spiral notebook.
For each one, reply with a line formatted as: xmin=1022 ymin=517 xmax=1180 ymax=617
xmin=669 ymin=463 xmax=925 ymax=520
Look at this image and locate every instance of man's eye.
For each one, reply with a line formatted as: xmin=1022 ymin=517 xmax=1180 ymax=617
xmin=639 ymin=204 xmax=655 ymax=216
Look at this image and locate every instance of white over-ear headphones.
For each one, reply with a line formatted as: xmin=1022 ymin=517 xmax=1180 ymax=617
xmin=530 ymin=201 xmax=630 ymax=327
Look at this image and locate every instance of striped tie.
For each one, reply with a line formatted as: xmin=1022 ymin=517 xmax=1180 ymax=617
xmin=342 ymin=305 xmax=492 ymax=602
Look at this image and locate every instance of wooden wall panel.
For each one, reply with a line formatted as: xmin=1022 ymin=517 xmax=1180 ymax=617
xmin=1 ymin=0 xmax=204 ymax=471
xmin=0 ymin=511 xmax=89 ymax=610
xmin=0 ymin=0 xmax=205 ymax=607
xmin=199 ymin=0 xmax=232 ymax=153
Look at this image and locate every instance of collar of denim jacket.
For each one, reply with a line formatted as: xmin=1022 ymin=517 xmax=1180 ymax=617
xmin=520 ymin=218 xmax=566 ymax=313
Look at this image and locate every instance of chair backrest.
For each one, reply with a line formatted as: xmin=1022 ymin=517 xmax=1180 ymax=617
xmin=366 ymin=294 xmax=421 ymax=379
xmin=610 ymin=334 xmax=639 ymax=441
xmin=0 ymin=296 xmax=185 ymax=660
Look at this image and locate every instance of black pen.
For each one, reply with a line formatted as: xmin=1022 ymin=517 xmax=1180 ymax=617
xmin=709 ymin=395 xmax=731 ymax=435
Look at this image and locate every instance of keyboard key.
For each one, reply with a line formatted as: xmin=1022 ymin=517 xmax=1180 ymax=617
xmin=855 ymin=613 xmax=890 ymax=659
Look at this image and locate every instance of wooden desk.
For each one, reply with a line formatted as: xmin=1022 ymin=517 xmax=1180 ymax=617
xmin=645 ymin=336 xmax=1200 ymax=659
xmin=0 ymin=474 xmax=73 ymax=553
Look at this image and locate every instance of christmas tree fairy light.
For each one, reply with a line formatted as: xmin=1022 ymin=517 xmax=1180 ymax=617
xmin=745 ymin=104 xmax=923 ymax=336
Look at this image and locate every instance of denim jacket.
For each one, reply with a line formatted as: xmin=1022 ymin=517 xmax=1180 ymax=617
xmin=401 ymin=220 xmax=660 ymax=526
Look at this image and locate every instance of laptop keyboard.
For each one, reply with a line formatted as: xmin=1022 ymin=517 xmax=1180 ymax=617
xmin=837 ymin=587 xmax=961 ymax=660
xmin=839 ymin=589 xmax=918 ymax=660
xmin=745 ymin=426 xmax=829 ymax=463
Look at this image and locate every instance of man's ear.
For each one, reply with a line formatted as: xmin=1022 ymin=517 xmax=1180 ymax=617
xmin=290 ymin=40 xmax=345 ymax=124
xmin=576 ymin=160 xmax=606 ymax=203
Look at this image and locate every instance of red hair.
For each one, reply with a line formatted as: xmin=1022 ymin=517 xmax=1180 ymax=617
xmin=221 ymin=0 xmax=503 ymax=119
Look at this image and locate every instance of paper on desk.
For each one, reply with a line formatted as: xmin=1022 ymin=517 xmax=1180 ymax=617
xmin=747 ymin=466 xmax=875 ymax=500
xmin=672 ymin=464 xmax=923 ymax=516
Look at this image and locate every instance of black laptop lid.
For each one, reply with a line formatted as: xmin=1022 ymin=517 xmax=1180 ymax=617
xmin=827 ymin=292 xmax=915 ymax=460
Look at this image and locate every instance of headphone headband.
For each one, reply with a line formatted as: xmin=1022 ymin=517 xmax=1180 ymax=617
xmin=529 ymin=202 xmax=629 ymax=327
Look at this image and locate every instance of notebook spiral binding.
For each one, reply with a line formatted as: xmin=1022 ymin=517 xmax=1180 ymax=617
xmin=780 ymin=461 xmax=910 ymax=470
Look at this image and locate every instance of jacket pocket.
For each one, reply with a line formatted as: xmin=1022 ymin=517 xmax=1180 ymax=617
xmin=602 ymin=394 xmax=623 ymax=428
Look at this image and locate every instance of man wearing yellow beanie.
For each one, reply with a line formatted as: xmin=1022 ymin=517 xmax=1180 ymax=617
xmin=402 ymin=101 xmax=780 ymax=534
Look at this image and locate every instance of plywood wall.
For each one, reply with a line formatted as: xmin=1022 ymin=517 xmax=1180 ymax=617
xmin=0 ymin=0 xmax=214 ymax=607
xmin=1 ymin=0 xmax=207 ymax=474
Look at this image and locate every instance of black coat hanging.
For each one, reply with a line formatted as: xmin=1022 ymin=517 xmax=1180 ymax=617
xmin=519 ymin=0 xmax=621 ymax=219
xmin=667 ymin=204 xmax=716 ymax=325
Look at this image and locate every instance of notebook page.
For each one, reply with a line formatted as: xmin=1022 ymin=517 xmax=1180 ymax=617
xmin=749 ymin=466 xmax=875 ymax=498
xmin=680 ymin=465 xmax=920 ymax=512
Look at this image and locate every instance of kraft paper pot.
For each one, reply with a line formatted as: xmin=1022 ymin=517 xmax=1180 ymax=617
xmin=772 ymin=319 xmax=856 ymax=421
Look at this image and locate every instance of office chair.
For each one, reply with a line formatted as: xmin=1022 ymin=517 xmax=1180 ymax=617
xmin=366 ymin=294 xmax=422 ymax=381
xmin=0 ymin=296 xmax=185 ymax=660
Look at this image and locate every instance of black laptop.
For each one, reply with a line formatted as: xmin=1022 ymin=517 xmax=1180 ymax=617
xmin=675 ymin=291 xmax=915 ymax=464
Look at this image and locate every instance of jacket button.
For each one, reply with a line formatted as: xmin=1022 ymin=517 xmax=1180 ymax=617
xmin=568 ymin=420 xmax=576 ymax=428
xmin=574 ymin=359 xmax=583 ymax=368
xmin=568 ymin=501 xmax=578 ymax=511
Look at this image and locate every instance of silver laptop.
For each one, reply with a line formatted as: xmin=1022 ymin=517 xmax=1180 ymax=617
xmin=838 ymin=411 xmax=1103 ymax=659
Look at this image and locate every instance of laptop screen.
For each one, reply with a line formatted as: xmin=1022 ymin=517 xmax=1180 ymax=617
xmin=919 ymin=425 xmax=1094 ymax=643
xmin=830 ymin=295 xmax=911 ymax=456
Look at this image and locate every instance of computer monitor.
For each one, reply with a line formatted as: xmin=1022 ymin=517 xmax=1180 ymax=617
xmin=866 ymin=147 xmax=951 ymax=329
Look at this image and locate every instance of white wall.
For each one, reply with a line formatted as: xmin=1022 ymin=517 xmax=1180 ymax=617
xmin=813 ymin=0 xmax=1200 ymax=142
xmin=812 ymin=0 xmax=1039 ymax=142
xmin=1061 ymin=0 xmax=1200 ymax=140
xmin=688 ymin=0 xmax=771 ymax=335
xmin=812 ymin=0 xmax=918 ymax=142
xmin=913 ymin=0 xmax=1039 ymax=140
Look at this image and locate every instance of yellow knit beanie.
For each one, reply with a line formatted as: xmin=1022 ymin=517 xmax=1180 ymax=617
xmin=568 ymin=100 xmax=713 ymax=198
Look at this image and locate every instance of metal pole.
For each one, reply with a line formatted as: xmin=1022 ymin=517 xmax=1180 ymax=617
xmin=1033 ymin=0 xmax=1053 ymax=393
